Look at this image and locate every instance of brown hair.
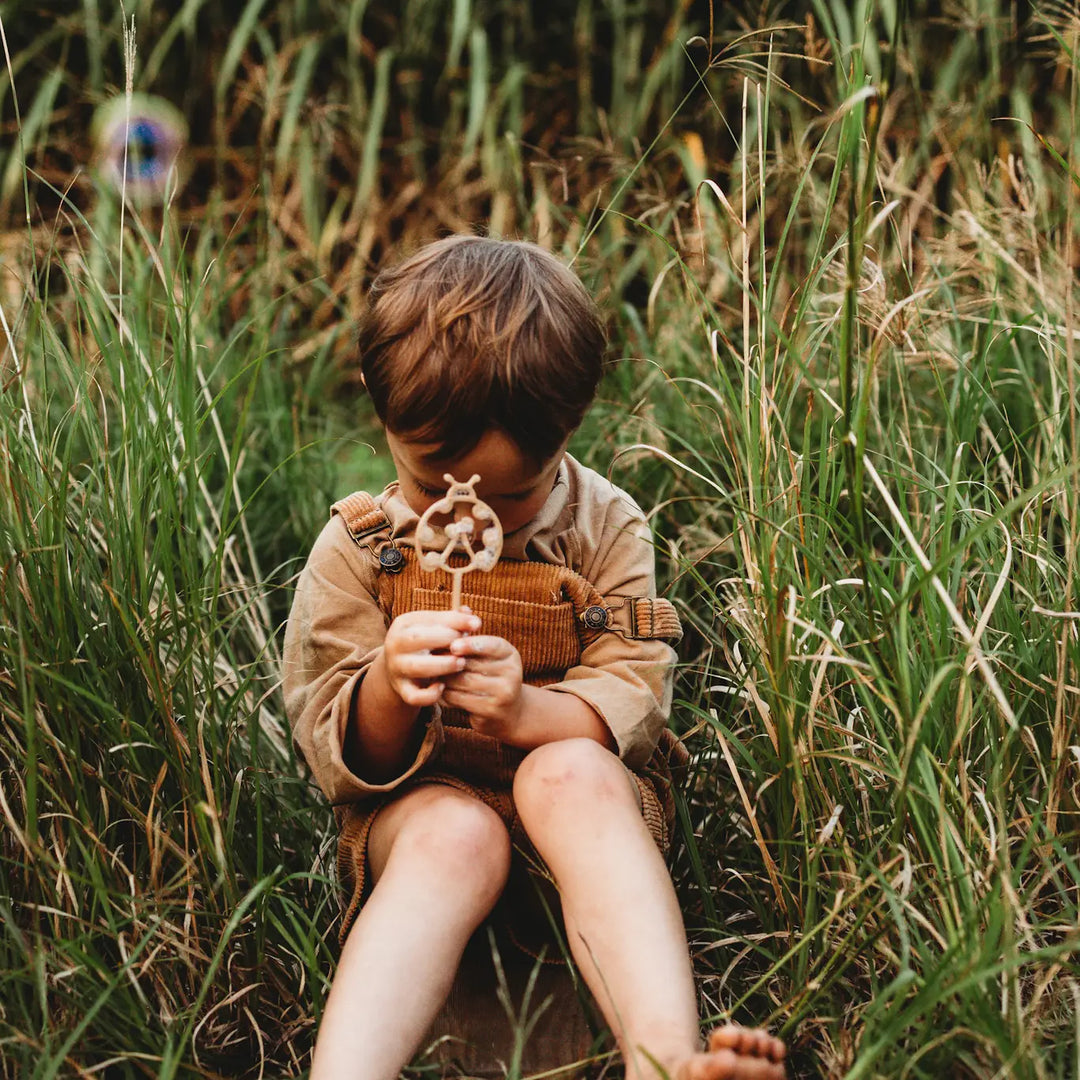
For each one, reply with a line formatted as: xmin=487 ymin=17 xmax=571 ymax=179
xmin=358 ymin=236 xmax=606 ymax=463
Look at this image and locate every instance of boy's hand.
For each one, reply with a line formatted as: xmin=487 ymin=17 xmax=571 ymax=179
xmin=442 ymin=632 xmax=524 ymax=739
xmin=381 ymin=609 xmax=481 ymax=707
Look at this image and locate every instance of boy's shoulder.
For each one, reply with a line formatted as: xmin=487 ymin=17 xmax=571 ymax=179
xmin=555 ymin=454 xmax=656 ymax=582
xmin=562 ymin=453 xmax=648 ymax=530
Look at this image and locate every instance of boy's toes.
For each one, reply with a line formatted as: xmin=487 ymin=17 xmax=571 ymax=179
xmin=709 ymin=1024 xmax=786 ymax=1063
xmin=677 ymin=1047 xmax=785 ymax=1080
xmin=672 ymin=1025 xmax=787 ymax=1080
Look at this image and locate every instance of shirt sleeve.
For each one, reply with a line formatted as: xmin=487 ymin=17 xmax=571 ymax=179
xmin=281 ymin=515 xmax=442 ymax=804
xmin=543 ymin=496 xmax=677 ymax=769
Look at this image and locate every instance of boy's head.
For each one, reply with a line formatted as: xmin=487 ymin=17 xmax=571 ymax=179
xmin=357 ymin=236 xmax=606 ymax=470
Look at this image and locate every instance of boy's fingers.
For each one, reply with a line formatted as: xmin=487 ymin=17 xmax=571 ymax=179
xmin=440 ymin=689 xmax=490 ymax=714
xmin=431 ymin=608 xmax=481 ymax=631
xmin=442 ymin=671 xmax=496 ymax=695
xmin=398 ymin=681 xmax=444 ymax=707
xmin=397 ymin=610 xmax=482 ymax=635
xmin=448 ymin=635 xmax=513 ymax=658
xmin=397 ymin=653 xmax=467 ymax=679
xmin=395 ymin=624 xmax=474 ymax=653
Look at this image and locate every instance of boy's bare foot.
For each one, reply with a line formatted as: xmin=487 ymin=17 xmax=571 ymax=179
xmin=673 ymin=1025 xmax=786 ymax=1080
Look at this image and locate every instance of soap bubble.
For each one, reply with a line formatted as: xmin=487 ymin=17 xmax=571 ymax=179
xmin=93 ymin=93 xmax=188 ymax=204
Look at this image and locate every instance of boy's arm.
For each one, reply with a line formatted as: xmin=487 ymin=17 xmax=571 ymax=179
xmin=282 ymin=517 xmax=447 ymax=801
xmin=515 ymin=685 xmax=617 ymax=749
xmin=442 ymin=632 xmax=617 ymax=750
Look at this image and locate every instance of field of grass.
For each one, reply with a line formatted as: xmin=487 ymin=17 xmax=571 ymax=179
xmin=2 ymin=1 xmax=1079 ymax=1077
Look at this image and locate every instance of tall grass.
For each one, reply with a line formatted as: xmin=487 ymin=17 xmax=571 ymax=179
xmin=0 ymin=202 xmax=341 ymax=1073
xmin=2 ymin=1 xmax=1079 ymax=1077
xmin=591 ymin=8 xmax=1080 ymax=1076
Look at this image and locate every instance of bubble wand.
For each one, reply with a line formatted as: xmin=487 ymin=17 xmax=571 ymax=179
xmin=413 ymin=474 xmax=503 ymax=609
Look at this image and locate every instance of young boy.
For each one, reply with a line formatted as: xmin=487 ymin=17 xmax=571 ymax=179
xmin=282 ymin=236 xmax=786 ymax=1080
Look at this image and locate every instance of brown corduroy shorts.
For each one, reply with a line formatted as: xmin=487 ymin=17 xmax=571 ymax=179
xmin=333 ymin=763 xmax=673 ymax=952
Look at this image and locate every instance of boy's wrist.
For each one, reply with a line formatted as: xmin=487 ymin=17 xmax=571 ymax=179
xmin=495 ymin=685 xmax=616 ymax=753
xmin=348 ymin=651 xmax=426 ymax=782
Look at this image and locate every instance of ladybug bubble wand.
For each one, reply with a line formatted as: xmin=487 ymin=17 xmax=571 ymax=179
xmin=413 ymin=475 xmax=504 ymax=610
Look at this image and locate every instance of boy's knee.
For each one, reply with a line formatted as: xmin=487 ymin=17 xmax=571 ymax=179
xmin=396 ymin=792 xmax=511 ymax=891
xmin=513 ymin=738 xmax=635 ymax=819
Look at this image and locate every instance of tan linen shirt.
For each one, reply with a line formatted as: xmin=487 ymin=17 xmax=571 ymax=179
xmin=282 ymin=453 xmax=677 ymax=805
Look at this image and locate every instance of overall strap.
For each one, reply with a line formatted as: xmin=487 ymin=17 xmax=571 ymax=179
xmin=330 ymin=492 xmax=388 ymax=542
xmin=330 ymin=492 xmax=405 ymax=573
xmin=558 ymin=566 xmax=683 ymax=645
xmin=597 ymin=596 xmax=683 ymax=643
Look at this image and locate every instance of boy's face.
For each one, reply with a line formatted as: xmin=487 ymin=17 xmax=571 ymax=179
xmin=386 ymin=428 xmax=566 ymax=535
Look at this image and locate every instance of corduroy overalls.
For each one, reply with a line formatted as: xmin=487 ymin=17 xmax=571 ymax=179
xmin=328 ymin=492 xmax=685 ymax=948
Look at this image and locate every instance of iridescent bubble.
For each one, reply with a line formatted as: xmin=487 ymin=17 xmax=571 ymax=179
xmin=93 ymin=94 xmax=188 ymax=204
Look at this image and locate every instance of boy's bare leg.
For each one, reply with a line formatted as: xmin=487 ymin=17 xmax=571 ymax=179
xmin=310 ymin=785 xmax=512 ymax=1080
xmin=513 ymin=739 xmax=785 ymax=1080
